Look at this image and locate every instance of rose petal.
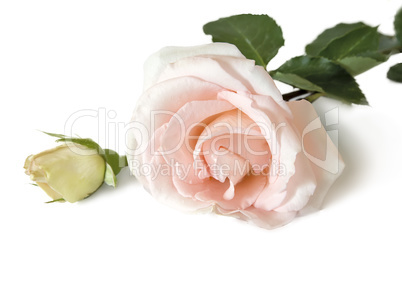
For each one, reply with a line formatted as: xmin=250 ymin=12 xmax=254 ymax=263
xmin=172 ymin=175 xmax=228 ymax=199
xmin=126 ymin=77 xmax=226 ymax=174
xmin=194 ymin=109 xmax=271 ymax=174
xmin=287 ymin=100 xmax=345 ymax=214
xmin=143 ymin=43 xmax=245 ymax=90
xmin=202 ymin=134 xmax=270 ymax=174
xmin=136 ymin=124 xmax=212 ymax=212
xmin=193 ymin=173 xmax=267 ymax=211
xmin=218 ymin=92 xmax=303 ymax=211
xmin=217 ymin=91 xmax=280 ymax=164
xmin=160 ymin=100 xmax=235 ymax=184
xmin=216 ymin=205 xmax=297 ymax=229
xmin=158 ymin=56 xmax=250 ymax=93
xmin=133 ymin=124 xmax=168 ymax=189
xmin=147 ymin=155 xmax=212 ymax=212
xmin=130 ymin=76 xmax=224 ymax=139
xmin=203 ymin=149 xmax=251 ymax=184
xmin=217 ymin=174 xmax=268 ymax=210
xmin=274 ymin=153 xmax=317 ymax=212
xmin=204 ymin=55 xmax=285 ymax=105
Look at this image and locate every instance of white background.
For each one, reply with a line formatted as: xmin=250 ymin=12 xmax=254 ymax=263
xmin=1 ymin=0 xmax=402 ymax=282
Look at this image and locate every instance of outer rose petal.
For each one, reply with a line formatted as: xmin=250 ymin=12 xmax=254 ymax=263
xmin=130 ymin=77 xmax=225 ymax=140
xmin=126 ymin=77 xmax=225 ymax=172
xmin=132 ymin=124 xmax=168 ymax=190
xmin=157 ymin=55 xmax=286 ymax=109
xmin=143 ymin=43 xmax=245 ymax=90
xmin=140 ymin=124 xmax=212 ymax=212
xmin=204 ymin=55 xmax=285 ymax=106
xmin=172 ymin=175 xmax=229 ymax=199
xmin=274 ymin=153 xmax=317 ymax=212
xmin=216 ymin=206 xmax=297 ymax=229
xmin=158 ymin=56 xmax=251 ymax=94
xmin=147 ymin=155 xmax=213 ymax=212
xmin=287 ymin=100 xmax=345 ymax=214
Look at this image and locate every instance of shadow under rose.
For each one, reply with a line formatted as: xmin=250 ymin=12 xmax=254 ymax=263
xmin=321 ymin=125 xmax=367 ymax=209
xmin=78 ymin=167 xmax=138 ymax=204
xmin=315 ymin=99 xmax=384 ymax=209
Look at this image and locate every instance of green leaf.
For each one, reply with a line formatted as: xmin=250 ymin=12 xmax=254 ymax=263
xmin=337 ymin=52 xmax=388 ymax=76
xmin=379 ymin=33 xmax=401 ymax=54
xmin=387 ymin=63 xmax=402 ymax=82
xmin=271 ymin=73 xmax=323 ymax=93
xmin=395 ymin=8 xmax=402 ymax=44
xmin=306 ymin=22 xmax=372 ymax=56
xmin=305 ymin=22 xmax=389 ymax=75
xmin=270 ymin=56 xmax=368 ymax=105
xmin=311 ymin=23 xmax=379 ymax=60
xmin=203 ymin=14 xmax=284 ymax=68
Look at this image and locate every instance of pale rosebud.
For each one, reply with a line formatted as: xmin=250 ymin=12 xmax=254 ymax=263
xmin=24 ymin=143 xmax=106 ymax=203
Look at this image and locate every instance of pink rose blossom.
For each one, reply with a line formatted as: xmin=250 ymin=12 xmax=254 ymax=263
xmin=127 ymin=43 xmax=344 ymax=229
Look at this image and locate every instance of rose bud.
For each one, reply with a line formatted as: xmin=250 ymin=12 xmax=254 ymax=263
xmin=24 ymin=143 xmax=106 ymax=203
xmin=24 ymin=133 xmax=127 ymax=203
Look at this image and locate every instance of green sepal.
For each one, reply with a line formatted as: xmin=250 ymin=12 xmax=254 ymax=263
xmin=45 ymin=198 xmax=65 ymax=204
xmin=104 ymin=163 xmax=117 ymax=187
xmin=103 ymin=149 xmax=128 ymax=176
xmin=40 ymin=131 xmax=68 ymax=139
xmin=55 ymin=137 xmax=101 ymax=152
xmin=102 ymin=149 xmax=127 ymax=187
